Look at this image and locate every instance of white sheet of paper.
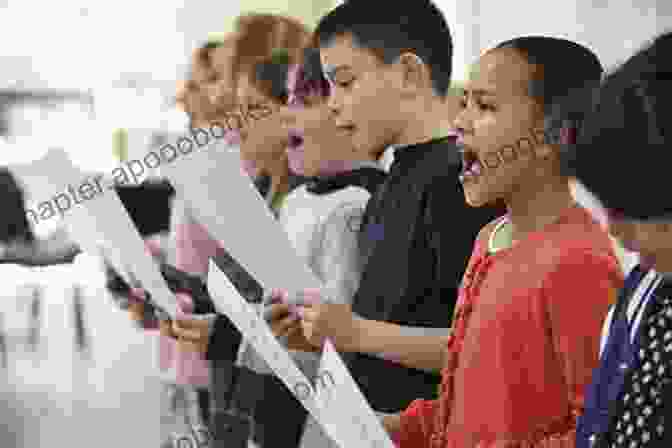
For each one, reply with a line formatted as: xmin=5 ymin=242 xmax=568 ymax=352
xmin=317 ymin=340 xmax=396 ymax=448
xmin=80 ymin=185 xmax=179 ymax=318
xmin=9 ymin=147 xmax=97 ymax=205
xmin=12 ymin=148 xmax=178 ymax=318
xmin=206 ymin=261 xmax=350 ymax=448
xmin=164 ymin=143 xmax=322 ymax=302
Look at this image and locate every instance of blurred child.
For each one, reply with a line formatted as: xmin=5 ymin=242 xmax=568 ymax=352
xmin=563 ymin=31 xmax=672 ymax=448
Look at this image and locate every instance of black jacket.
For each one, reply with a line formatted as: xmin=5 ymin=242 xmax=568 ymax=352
xmin=348 ymin=137 xmax=503 ymax=412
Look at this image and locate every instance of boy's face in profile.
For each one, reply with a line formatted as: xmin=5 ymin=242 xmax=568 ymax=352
xmin=320 ymin=33 xmax=407 ymax=157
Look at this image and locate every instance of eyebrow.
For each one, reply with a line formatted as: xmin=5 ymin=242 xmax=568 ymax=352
xmin=323 ymin=65 xmax=352 ymax=82
xmin=462 ymin=88 xmax=497 ymax=97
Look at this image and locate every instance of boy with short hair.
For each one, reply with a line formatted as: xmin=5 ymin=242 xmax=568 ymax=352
xmin=273 ymin=0 xmax=501 ymax=414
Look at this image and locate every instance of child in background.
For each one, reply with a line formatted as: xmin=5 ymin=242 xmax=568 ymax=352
xmin=563 ymin=31 xmax=672 ymax=448
xmin=113 ymin=15 xmax=310 ymax=447
xmin=385 ymin=36 xmax=623 ymax=447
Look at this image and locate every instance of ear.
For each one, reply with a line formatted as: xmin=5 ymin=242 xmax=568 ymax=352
xmin=396 ymin=52 xmax=430 ymax=93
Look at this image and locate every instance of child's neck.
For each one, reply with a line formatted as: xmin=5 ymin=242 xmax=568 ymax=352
xmin=395 ymin=98 xmax=448 ymax=147
xmin=506 ymin=174 xmax=575 ymax=242
xmin=316 ymin=156 xmax=380 ymax=177
xmin=264 ymin=158 xmax=290 ymax=201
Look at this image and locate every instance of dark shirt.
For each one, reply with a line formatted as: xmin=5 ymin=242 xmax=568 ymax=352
xmin=348 ymin=136 xmax=502 ymax=413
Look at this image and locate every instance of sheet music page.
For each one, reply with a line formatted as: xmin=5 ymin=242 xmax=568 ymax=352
xmin=317 ymin=340 xmax=396 ymax=448
xmin=206 ymin=260 xmax=351 ymax=448
xmin=164 ymin=143 xmax=322 ymax=303
xmin=14 ymin=148 xmax=178 ymax=318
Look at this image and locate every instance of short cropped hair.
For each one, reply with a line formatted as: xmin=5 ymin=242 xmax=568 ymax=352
xmin=495 ymin=36 xmax=603 ymax=144
xmin=315 ymin=0 xmax=453 ymax=97
xmin=561 ymin=31 xmax=672 ymax=219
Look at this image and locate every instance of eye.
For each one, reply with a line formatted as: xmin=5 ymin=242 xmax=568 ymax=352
xmin=459 ymin=97 xmax=468 ymax=108
xmin=335 ymin=77 xmax=354 ymax=89
xmin=477 ymin=101 xmax=497 ymax=112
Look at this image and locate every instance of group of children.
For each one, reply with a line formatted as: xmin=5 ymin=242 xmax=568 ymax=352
xmin=105 ymin=2 xmax=671 ymax=447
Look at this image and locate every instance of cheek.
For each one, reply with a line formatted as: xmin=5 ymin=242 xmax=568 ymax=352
xmin=472 ymin=116 xmax=505 ymax=149
xmin=646 ymin=225 xmax=672 ymax=252
xmin=608 ymin=221 xmax=640 ymax=250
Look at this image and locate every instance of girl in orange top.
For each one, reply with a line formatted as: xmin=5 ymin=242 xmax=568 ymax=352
xmin=385 ymin=36 xmax=624 ymax=447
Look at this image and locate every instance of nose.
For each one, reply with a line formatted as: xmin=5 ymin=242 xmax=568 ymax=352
xmin=326 ymin=90 xmax=341 ymax=117
xmin=453 ymin=105 xmax=473 ymax=139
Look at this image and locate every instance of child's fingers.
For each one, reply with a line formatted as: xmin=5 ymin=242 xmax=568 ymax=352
xmin=159 ymin=319 xmax=175 ymax=338
xmin=270 ymin=314 xmax=300 ymax=337
xmin=177 ymin=337 xmax=207 ymax=354
xmin=172 ymin=319 xmax=209 ymax=342
xmin=128 ymin=302 xmax=145 ymax=322
xmin=264 ymin=303 xmax=292 ymax=322
xmin=173 ymin=316 xmax=210 ymax=330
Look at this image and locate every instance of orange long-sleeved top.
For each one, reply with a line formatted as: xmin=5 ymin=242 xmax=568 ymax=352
xmin=397 ymin=206 xmax=623 ymax=447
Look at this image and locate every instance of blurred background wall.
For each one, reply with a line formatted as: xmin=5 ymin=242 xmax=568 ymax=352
xmin=0 ymin=0 xmax=669 ymax=221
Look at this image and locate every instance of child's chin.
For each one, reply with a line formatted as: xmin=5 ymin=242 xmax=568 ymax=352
xmin=288 ymin=158 xmax=306 ymax=176
xmin=462 ymin=185 xmax=492 ymax=208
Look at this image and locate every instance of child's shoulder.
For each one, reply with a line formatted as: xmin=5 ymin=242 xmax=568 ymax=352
xmin=475 ymin=215 xmax=508 ymax=247
xmin=539 ymin=207 xmax=619 ymax=269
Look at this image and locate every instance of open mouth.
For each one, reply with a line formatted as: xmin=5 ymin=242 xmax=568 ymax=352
xmin=288 ymin=131 xmax=305 ymax=149
xmin=459 ymin=145 xmax=484 ymax=182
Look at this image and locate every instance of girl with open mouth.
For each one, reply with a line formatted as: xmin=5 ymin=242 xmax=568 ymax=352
xmin=389 ymin=36 xmax=624 ymax=448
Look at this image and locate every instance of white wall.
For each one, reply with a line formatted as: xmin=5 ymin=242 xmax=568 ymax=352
xmin=0 ymin=0 xmax=337 ymax=93
xmin=435 ymin=0 xmax=672 ymax=80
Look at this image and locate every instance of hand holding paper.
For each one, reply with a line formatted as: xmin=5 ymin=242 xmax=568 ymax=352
xmin=264 ymin=303 xmax=318 ymax=352
xmin=300 ymin=293 xmax=365 ymax=352
xmin=206 ymin=260 xmax=352 ymax=448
